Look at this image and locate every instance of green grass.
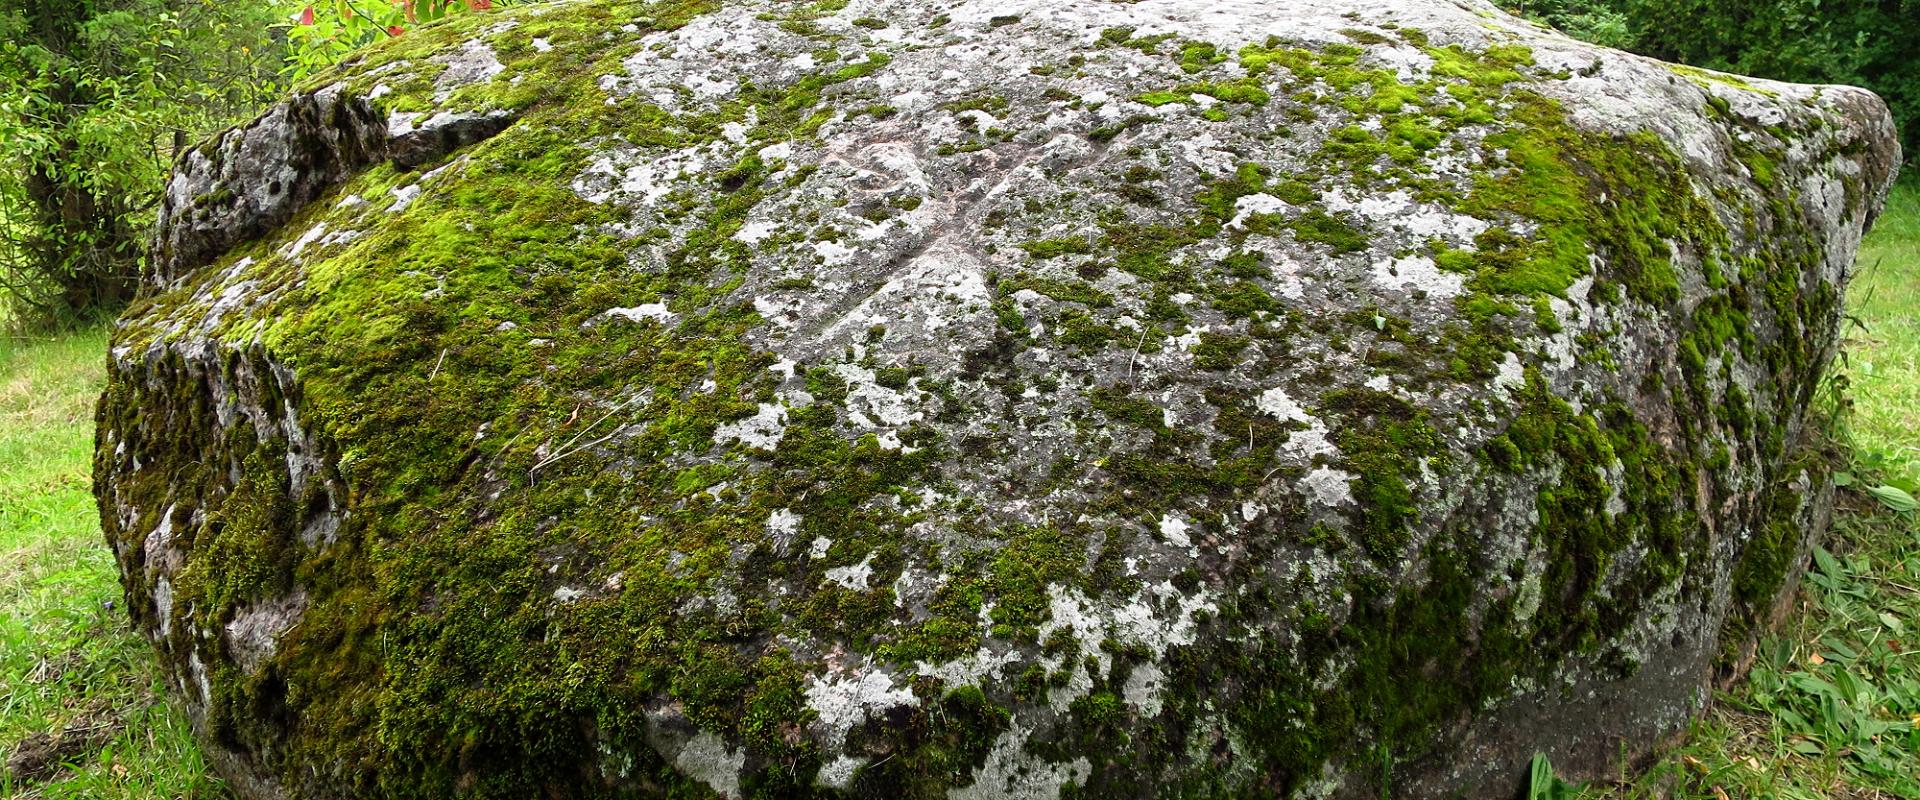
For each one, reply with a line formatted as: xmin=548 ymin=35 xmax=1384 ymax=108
xmin=2 ymin=186 xmax=1917 ymax=797
xmin=1848 ymin=184 xmax=1920 ymax=484
xmin=0 ymin=328 xmax=226 ymax=799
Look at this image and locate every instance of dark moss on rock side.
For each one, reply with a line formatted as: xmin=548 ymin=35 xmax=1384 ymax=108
xmin=96 ymin=1 xmax=1901 ymax=798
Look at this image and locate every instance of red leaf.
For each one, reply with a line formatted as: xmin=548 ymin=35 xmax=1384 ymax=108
xmin=298 ymin=6 xmax=316 ymax=25
xmin=468 ymin=0 xmax=493 ymax=8
xmin=388 ymin=24 xmax=406 ymax=35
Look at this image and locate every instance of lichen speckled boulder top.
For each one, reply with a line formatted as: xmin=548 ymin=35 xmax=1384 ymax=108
xmin=96 ymin=0 xmax=1899 ymax=797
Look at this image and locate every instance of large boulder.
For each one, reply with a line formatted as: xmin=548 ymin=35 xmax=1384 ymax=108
xmin=96 ymin=0 xmax=1900 ymax=797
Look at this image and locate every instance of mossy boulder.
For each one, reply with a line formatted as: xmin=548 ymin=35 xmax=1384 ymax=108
xmin=96 ymin=0 xmax=1901 ymax=797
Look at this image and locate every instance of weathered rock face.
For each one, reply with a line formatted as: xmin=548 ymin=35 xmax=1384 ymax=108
xmin=96 ymin=0 xmax=1900 ymax=797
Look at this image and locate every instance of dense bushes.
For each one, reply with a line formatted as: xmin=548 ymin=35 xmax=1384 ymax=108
xmin=284 ymin=1 xmax=517 ymax=81
xmin=0 ymin=1 xmax=283 ymax=324
xmin=1509 ymin=0 xmax=1917 ymax=162
xmin=0 ymin=1 xmax=520 ymax=328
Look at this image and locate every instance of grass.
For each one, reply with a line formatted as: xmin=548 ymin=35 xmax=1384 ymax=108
xmin=1847 ymin=184 xmax=1920 ymax=484
xmin=0 ymin=328 xmax=226 ymax=799
xmin=0 ymin=187 xmax=1915 ymax=797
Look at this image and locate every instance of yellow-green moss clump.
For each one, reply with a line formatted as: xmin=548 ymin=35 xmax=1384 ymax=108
xmin=95 ymin=0 xmax=1899 ymax=798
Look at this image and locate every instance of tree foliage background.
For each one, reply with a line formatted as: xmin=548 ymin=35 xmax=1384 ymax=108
xmin=1508 ymin=0 xmax=1918 ymax=160
xmin=0 ymin=0 xmax=508 ymax=329
xmin=0 ymin=0 xmax=283 ymax=324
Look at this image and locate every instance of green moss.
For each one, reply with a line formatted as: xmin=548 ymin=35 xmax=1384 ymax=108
xmin=1320 ymin=388 xmax=1445 ymax=560
xmin=1088 ymin=115 xmax=1152 ymax=142
xmin=989 ymin=525 xmax=1093 ymax=639
xmin=1190 ymin=79 xmax=1270 ymax=105
xmin=1135 ymin=90 xmax=1187 ymax=107
xmin=999 ymin=273 xmax=1113 ymax=307
xmin=1338 ymin=28 xmax=1396 ymax=46
xmin=1089 ymin=386 xmax=1169 ymax=432
xmin=1174 ymin=364 xmax=1704 ymax=793
xmin=991 ymin=295 xmax=1031 ymax=338
xmin=1667 ymin=63 xmax=1778 ymax=97
xmin=1427 ymin=43 xmax=1530 ymax=87
xmin=847 ymin=684 xmax=1009 ymax=796
xmin=1099 ymin=221 xmax=1208 ymax=282
xmin=1020 ymin=237 xmax=1096 ymax=259
xmin=174 ymin=433 xmax=298 ymax=616
xmin=1137 ymin=78 xmax=1271 ymax=107
xmin=1238 ymin=39 xmax=1359 ymax=80
xmin=1194 ymin=161 xmax=1270 ymax=219
xmin=1270 ymin=179 xmax=1317 ymax=205
xmin=1457 ymin=91 xmax=1720 ymax=303
xmin=1723 ymin=462 xmax=1820 ymax=661
xmin=1531 ymin=296 xmax=1562 ymax=334
xmin=943 ymin=94 xmax=1010 ymax=114
xmin=1056 ymin=309 xmax=1125 ymax=351
xmin=107 ymin=2 xmax=968 ymax=793
xmin=1192 ymin=332 xmax=1251 ymax=370
xmin=1177 ymin=40 xmax=1227 ymax=74
xmin=1289 ymin=208 xmax=1369 ymax=253
xmin=1210 ymin=281 xmax=1277 ymax=319
xmin=1098 ymin=26 xmax=1176 ymax=56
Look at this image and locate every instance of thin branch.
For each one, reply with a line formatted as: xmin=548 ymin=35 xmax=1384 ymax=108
xmin=528 ymin=392 xmax=648 ymax=477
xmin=1125 ymin=326 xmax=1149 ymax=383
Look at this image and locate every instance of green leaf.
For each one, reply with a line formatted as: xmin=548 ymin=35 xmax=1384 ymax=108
xmin=1792 ymin=673 xmax=1841 ymax=698
xmin=1878 ymin=611 xmax=1906 ymax=634
xmin=1866 ymin=484 xmax=1919 ymax=513
xmin=1527 ymin=753 xmax=1578 ymax=800
xmin=1813 ymin=546 xmax=1844 ymax=578
xmin=1779 ymin=708 xmax=1811 ymax=729
xmin=1768 ymin=638 xmax=1794 ymax=670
